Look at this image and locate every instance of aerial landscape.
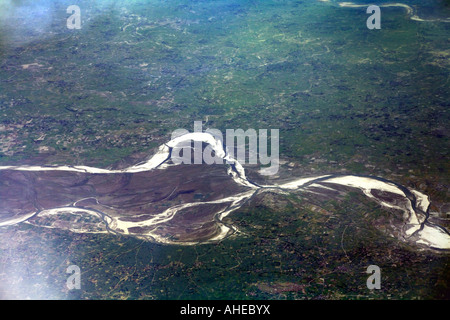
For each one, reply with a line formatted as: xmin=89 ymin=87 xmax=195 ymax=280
xmin=0 ymin=0 xmax=449 ymax=300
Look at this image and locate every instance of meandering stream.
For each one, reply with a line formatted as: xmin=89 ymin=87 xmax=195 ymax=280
xmin=0 ymin=131 xmax=448 ymax=250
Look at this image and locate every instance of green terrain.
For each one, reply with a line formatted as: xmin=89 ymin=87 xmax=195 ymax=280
xmin=0 ymin=0 xmax=449 ymax=299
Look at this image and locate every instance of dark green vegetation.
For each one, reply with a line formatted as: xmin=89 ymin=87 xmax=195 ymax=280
xmin=1 ymin=1 xmax=448 ymax=188
xmin=0 ymin=0 xmax=449 ymax=299
xmin=0 ymin=191 xmax=448 ymax=299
